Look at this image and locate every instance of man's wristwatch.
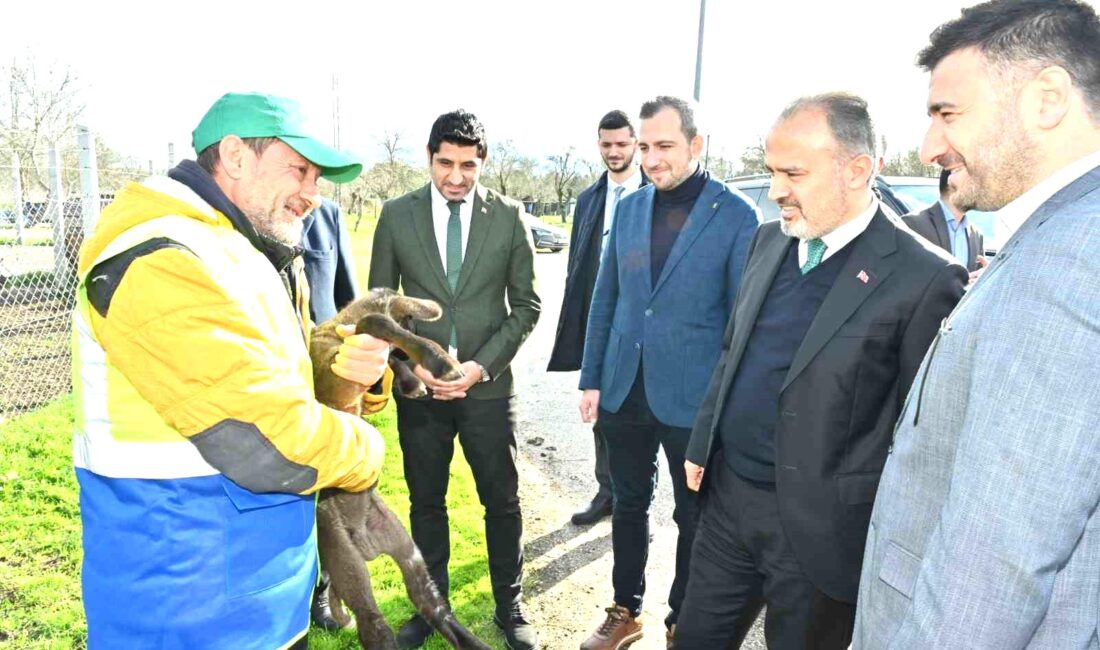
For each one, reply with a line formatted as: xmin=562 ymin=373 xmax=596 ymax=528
xmin=477 ymin=364 xmax=491 ymax=383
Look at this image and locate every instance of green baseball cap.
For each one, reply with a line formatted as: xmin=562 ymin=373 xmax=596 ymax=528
xmin=192 ymin=92 xmax=362 ymax=183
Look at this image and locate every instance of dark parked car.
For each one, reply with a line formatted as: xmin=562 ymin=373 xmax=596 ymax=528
xmin=725 ymin=174 xmax=910 ymax=221
xmin=524 ymin=214 xmax=569 ymax=253
xmin=727 ymin=173 xmax=1003 ymax=255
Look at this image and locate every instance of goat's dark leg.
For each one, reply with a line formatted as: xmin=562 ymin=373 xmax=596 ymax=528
xmin=389 ymin=355 xmax=427 ymax=398
xmin=358 ymin=492 xmax=493 ymax=650
xmin=317 ymin=501 xmax=397 ymax=650
xmin=356 ymin=313 xmax=464 ymax=381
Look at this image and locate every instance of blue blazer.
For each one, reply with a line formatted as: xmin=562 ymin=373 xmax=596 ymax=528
xmin=579 ymin=175 xmax=760 ymax=427
xmin=301 ymin=198 xmax=358 ymax=323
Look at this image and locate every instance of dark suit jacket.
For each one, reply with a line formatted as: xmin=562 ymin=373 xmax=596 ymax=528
xmin=903 ymin=202 xmax=984 ymax=272
xmin=301 ymin=198 xmax=358 ymax=323
xmin=547 ymin=170 xmax=648 ymax=371
xmin=579 ymin=176 xmax=760 ymax=427
xmin=686 ymin=209 xmax=967 ymax=603
xmin=368 ymin=183 xmax=540 ymax=399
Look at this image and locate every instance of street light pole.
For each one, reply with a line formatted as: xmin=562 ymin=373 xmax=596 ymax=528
xmin=694 ymin=0 xmax=705 ymax=103
xmin=693 ymin=0 xmax=710 ymax=167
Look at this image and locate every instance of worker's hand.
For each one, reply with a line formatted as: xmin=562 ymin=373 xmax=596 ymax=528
xmin=331 ymin=324 xmax=390 ymax=387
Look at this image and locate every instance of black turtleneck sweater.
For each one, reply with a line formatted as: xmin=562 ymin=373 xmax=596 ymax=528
xmin=652 ymin=164 xmax=708 ymax=285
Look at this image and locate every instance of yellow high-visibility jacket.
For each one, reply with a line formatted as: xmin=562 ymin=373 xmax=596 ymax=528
xmin=73 ymin=173 xmax=383 ymax=649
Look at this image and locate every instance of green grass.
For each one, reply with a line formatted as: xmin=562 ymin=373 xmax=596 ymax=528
xmin=539 ymin=214 xmax=572 ymax=233
xmin=0 ymin=227 xmax=53 ymax=247
xmin=0 ymin=396 xmax=86 ymax=649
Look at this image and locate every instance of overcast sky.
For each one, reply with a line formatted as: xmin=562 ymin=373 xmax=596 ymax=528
xmin=6 ymin=0 xmax=1096 ymax=171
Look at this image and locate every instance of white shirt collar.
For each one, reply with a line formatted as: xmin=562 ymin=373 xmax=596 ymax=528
xmin=797 ymin=196 xmax=879 ymax=267
xmin=428 ymin=182 xmax=475 ymax=265
xmin=608 ymin=168 xmax=643 ymax=194
xmin=994 ymin=149 xmax=1100 ymax=244
xmin=430 ymin=181 xmax=474 ymax=212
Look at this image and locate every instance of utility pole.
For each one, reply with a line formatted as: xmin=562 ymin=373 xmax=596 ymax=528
xmin=331 ymin=72 xmax=342 ymax=207
xmin=693 ymin=0 xmax=710 ymax=167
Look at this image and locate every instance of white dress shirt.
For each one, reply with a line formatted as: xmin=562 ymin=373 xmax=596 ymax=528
xmin=797 ymin=197 xmax=879 ymax=267
xmin=429 ymin=182 xmax=474 ymax=269
xmin=993 ymin=148 xmax=1100 ymax=246
xmin=602 ymin=168 xmax=643 ymax=253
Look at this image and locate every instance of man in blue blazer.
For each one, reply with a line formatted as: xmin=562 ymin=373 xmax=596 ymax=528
xmin=856 ymin=2 xmax=1100 ymax=647
xmin=577 ymin=96 xmax=759 ymax=649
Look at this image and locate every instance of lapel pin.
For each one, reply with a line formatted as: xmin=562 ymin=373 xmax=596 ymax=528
xmin=481 ymin=206 xmax=488 ymax=213
xmin=857 ymin=270 xmax=870 ymax=284
xmin=712 ymin=202 xmax=718 ymax=209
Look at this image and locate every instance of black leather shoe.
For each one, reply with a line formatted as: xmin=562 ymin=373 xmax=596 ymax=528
xmin=396 ymin=614 xmax=433 ymax=649
xmin=494 ymin=604 xmax=539 ymax=650
xmin=310 ymin=584 xmax=347 ymax=631
xmin=571 ymin=493 xmax=613 ymax=525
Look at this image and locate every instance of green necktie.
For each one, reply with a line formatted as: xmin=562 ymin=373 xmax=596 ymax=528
xmin=801 ymin=238 xmax=827 ymax=274
xmin=446 ymin=200 xmax=462 ymax=350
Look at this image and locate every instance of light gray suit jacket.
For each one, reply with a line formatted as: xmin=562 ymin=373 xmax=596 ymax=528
xmin=854 ymin=164 xmax=1100 ymax=649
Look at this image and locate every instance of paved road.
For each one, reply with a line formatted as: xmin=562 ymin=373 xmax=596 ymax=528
xmin=512 ymin=249 xmax=765 ymax=649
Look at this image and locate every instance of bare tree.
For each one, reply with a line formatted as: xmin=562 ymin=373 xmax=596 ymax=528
xmin=881 ymin=147 xmax=938 ymax=178
xmin=380 ymin=130 xmax=405 ymax=166
xmin=737 ymin=139 xmax=767 ymax=176
xmin=483 ymin=140 xmax=524 ymax=197
xmin=546 ymin=148 xmax=584 ymax=222
xmin=1 ymin=55 xmax=85 ymax=197
xmin=344 ymin=130 xmax=426 ymax=228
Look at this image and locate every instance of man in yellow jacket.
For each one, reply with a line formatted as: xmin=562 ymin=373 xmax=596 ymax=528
xmin=72 ymin=92 xmax=386 ymax=649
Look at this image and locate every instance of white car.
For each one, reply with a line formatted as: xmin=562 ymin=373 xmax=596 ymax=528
xmin=523 ymin=214 xmax=569 ymax=253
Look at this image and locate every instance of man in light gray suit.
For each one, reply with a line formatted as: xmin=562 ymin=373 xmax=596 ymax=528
xmin=855 ymin=1 xmax=1100 ymax=648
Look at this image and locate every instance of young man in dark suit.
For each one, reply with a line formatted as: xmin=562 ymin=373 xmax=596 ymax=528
xmin=548 ymin=110 xmax=646 ymax=526
xmin=673 ymin=93 xmax=966 ymax=649
xmin=903 ymin=168 xmax=987 ymax=277
xmin=368 ymin=110 xmax=540 ymax=650
xmin=578 ymin=96 xmax=760 ymax=650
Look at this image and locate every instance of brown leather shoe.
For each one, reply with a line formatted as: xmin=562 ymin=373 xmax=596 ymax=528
xmin=579 ymin=604 xmax=643 ymax=650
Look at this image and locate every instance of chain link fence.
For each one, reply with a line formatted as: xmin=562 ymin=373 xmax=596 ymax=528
xmin=1 ymin=129 xmax=149 ymax=421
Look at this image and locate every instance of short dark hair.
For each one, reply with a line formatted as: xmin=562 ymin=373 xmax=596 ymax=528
xmin=196 ymin=136 xmax=280 ymax=175
xmin=939 ymin=167 xmax=952 ymax=196
xmin=639 ymin=96 xmax=698 ymax=141
xmin=917 ymin=0 xmax=1100 ymax=116
xmin=427 ymin=109 xmax=487 ymax=159
xmin=779 ymin=92 xmax=876 ymax=158
xmin=597 ymin=110 xmax=635 ymax=137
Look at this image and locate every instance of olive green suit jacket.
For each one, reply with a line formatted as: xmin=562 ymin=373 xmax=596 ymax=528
xmin=368 ymin=183 xmax=540 ymax=399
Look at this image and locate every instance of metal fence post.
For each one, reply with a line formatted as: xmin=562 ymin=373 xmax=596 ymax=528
xmin=11 ymin=150 xmax=23 ymax=244
xmin=78 ymin=125 xmax=100 ymax=237
xmin=49 ymin=144 xmax=66 ymax=284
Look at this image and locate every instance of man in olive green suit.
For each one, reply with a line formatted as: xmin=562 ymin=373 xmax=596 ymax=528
xmin=368 ymin=109 xmax=541 ymax=650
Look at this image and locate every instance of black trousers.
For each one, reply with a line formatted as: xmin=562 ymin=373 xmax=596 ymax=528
xmin=674 ymin=455 xmax=855 ymax=649
xmin=395 ymin=395 xmax=523 ymax=611
xmin=600 ymin=378 xmax=699 ymax=628
xmin=593 ymin=421 xmax=612 ymax=499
